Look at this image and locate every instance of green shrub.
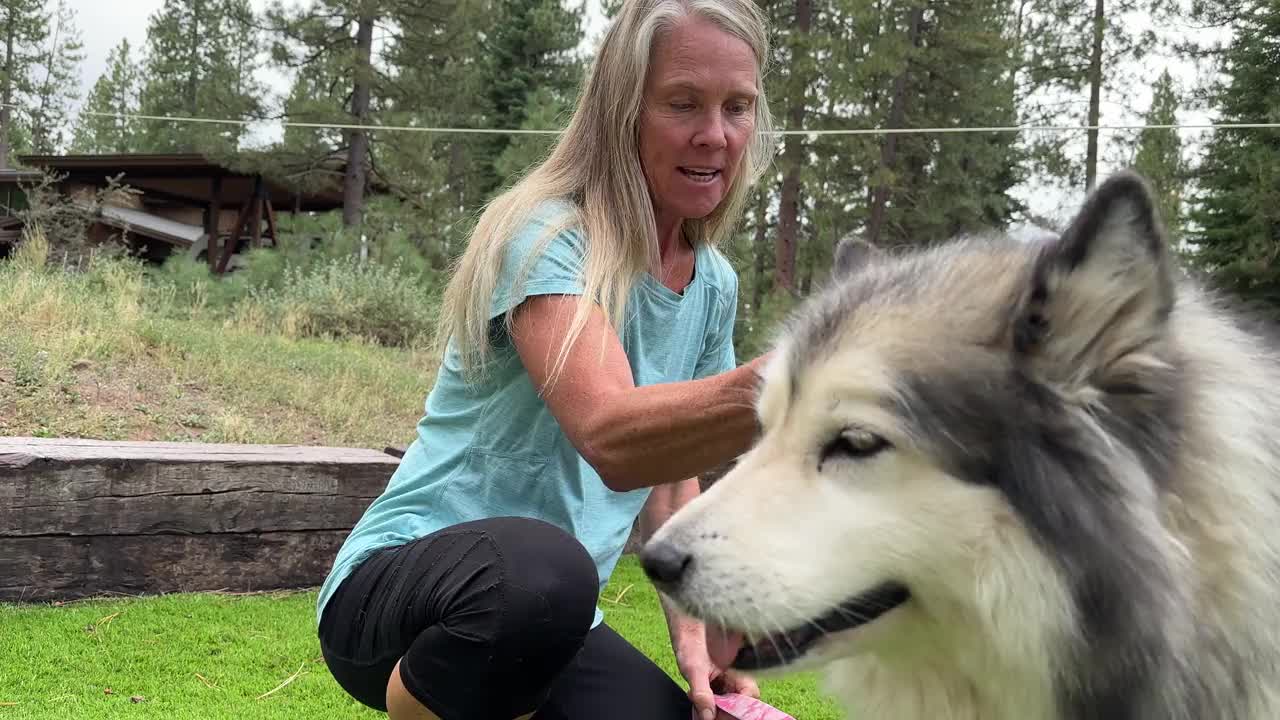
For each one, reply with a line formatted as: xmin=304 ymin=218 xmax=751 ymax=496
xmin=241 ymin=255 xmax=439 ymax=348
xmin=147 ymin=253 xmax=257 ymax=315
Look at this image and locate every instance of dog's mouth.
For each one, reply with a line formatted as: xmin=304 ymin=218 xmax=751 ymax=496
xmin=706 ymin=581 xmax=911 ymax=671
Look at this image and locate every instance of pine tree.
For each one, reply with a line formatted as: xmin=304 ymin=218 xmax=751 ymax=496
xmin=888 ymin=0 xmax=1026 ymax=244
xmin=71 ymin=38 xmax=139 ymax=153
xmin=492 ymin=84 xmax=569 ymax=185
xmin=480 ymin=0 xmax=583 ymax=192
xmin=267 ymin=0 xmax=418 ymax=227
xmin=773 ymin=0 xmax=814 ymax=293
xmin=1128 ymin=69 xmax=1186 ymax=241
xmin=135 ymin=0 xmax=266 ymax=155
xmin=1184 ymin=0 xmax=1280 ymax=313
xmin=1014 ymin=0 xmax=1173 ymax=192
xmin=793 ymin=0 xmax=889 ymax=291
xmin=375 ymin=0 xmax=583 ymax=256
xmin=1 ymin=0 xmax=52 ymax=165
xmin=379 ymin=0 xmax=496 ymax=252
xmin=270 ymin=60 xmax=348 ymax=198
xmin=862 ymin=1 xmax=926 ymax=250
xmin=817 ymin=0 xmax=1025 ymax=251
xmin=708 ymin=0 xmax=1031 ymax=297
xmin=24 ymin=0 xmax=83 ymax=154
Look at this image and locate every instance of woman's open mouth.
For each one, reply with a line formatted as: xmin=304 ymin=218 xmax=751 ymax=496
xmin=705 ymin=581 xmax=911 ymax=671
xmin=680 ymin=166 xmax=721 ymax=183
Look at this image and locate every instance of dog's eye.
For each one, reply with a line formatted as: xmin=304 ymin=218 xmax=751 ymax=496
xmin=821 ymin=428 xmax=891 ymax=464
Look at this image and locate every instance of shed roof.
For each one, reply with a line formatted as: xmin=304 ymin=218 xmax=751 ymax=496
xmin=15 ymin=152 xmax=371 ymax=212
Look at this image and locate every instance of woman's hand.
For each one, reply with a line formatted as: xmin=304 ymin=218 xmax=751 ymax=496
xmin=673 ymin=620 xmax=760 ymax=720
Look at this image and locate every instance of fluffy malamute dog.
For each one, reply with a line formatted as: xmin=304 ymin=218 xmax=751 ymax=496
xmin=642 ymin=171 xmax=1280 ymax=719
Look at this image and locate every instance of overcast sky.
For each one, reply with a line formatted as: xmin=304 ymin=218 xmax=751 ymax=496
xmin=62 ymin=0 xmax=1220 ymax=226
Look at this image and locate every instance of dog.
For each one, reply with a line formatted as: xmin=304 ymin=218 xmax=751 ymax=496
xmin=641 ymin=171 xmax=1280 ymax=719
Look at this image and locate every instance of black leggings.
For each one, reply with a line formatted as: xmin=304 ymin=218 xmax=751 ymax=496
xmin=318 ymin=516 xmax=694 ymax=720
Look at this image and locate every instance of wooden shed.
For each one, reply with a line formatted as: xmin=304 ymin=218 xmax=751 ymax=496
xmin=9 ymin=152 xmax=367 ymax=272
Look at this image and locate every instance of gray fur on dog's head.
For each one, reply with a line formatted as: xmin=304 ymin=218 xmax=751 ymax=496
xmin=831 ymin=236 xmax=883 ymax=280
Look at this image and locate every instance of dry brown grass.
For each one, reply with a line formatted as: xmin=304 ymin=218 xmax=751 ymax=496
xmin=0 ymin=229 xmax=438 ymax=449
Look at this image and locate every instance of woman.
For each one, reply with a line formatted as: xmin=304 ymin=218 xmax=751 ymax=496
xmin=316 ymin=1 xmax=778 ymax=718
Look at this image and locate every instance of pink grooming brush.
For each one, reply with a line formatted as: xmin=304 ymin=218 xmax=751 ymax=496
xmin=712 ymin=693 xmax=797 ymax=720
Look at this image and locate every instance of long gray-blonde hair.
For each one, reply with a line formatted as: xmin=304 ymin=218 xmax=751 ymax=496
xmin=434 ymin=0 xmax=777 ymax=384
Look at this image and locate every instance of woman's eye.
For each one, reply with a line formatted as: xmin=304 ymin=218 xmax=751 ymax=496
xmin=821 ymin=428 xmax=891 ymax=465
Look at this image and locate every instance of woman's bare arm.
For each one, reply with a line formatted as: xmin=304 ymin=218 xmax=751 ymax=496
xmin=510 ymin=293 xmax=766 ymax=492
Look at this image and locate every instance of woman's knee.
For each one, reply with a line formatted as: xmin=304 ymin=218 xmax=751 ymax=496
xmin=499 ymin=518 xmax=599 ymax=599
xmin=394 ymin=517 xmax=601 ymax=718
xmin=483 ymin=516 xmax=600 ymax=641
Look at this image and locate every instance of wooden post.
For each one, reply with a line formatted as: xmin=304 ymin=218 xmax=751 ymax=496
xmin=264 ymin=197 xmax=280 ymax=249
xmin=206 ymin=173 xmax=223 ymax=271
xmin=216 ymin=199 xmax=255 ymax=275
xmin=250 ymin=175 xmax=264 ymax=249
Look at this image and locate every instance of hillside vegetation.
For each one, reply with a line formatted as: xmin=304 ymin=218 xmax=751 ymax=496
xmin=0 ymin=228 xmax=439 ymax=449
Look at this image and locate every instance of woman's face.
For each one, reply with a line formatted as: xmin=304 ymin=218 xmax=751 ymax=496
xmin=638 ymin=16 xmax=758 ymax=227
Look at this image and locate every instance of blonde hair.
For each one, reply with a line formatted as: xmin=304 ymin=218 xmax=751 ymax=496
xmin=434 ymin=0 xmax=777 ymax=385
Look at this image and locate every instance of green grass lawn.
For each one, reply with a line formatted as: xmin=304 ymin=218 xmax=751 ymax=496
xmin=0 ymin=557 xmax=842 ymax=719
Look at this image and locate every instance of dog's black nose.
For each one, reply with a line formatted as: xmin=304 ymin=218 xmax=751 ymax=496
xmin=641 ymin=542 xmax=692 ymax=586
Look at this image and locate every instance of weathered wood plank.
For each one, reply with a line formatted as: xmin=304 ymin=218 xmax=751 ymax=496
xmin=1 ymin=487 xmax=377 ymax=536
xmin=0 ymin=531 xmax=353 ymax=603
xmin=0 ymin=437 xmax=401 ymax=536
xmin=0 ymin=437 xmax=403 ymax=602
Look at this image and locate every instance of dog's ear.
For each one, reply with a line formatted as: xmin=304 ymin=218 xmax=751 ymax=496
xmin=1012 ymin=171 xmax=1177 ymax=389
xmin=831 ymin=235 xmax=881 ymax=280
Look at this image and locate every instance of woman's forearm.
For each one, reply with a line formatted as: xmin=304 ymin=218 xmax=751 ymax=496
xmin=585 ymin=355 xmax=768 ymax=492
xmin=509 ymin=294 xmax=770 ymax=490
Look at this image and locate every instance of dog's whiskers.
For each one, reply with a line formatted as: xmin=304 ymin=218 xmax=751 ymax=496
xmin=743 ymin=592 xmax=793 ymax=663
xmin=775 ymin=590 xmax=833 ymax=643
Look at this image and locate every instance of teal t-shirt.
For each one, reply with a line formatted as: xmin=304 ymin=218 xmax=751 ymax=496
xmin=315 ymin=199 xmax=741 ymax=629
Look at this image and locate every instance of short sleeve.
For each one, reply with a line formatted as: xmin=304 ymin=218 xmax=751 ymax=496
xmin=693 ymin=267 xmax=740 ymax=379
xmin=488 ymin=202 xmax=587 ymax=321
